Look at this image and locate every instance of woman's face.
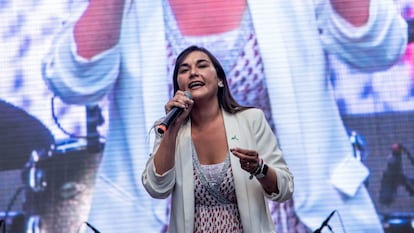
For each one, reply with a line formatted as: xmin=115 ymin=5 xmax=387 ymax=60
xmin=176 ymin=51 xmax=221 ymax=100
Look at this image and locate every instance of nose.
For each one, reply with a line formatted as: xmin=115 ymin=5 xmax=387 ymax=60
xmin=189 ymin=67 xmax=198 ymax=78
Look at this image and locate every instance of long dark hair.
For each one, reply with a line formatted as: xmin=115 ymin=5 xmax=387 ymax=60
xmin=172 ymin=45 xmax=251 ymax=114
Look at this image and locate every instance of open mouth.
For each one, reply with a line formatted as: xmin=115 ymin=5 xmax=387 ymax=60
xmin=188 ymin=81 xmax=205 ymax=89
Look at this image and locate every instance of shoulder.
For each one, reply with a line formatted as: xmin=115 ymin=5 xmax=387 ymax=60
xmin=225 ymin=108 xmax=266 ymax=126
xmin=235 ymin=108 xmax=265 ymax=119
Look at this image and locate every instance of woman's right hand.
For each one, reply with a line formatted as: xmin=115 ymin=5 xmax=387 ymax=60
xmin=164 ymin=91 xmax=194 ymax=128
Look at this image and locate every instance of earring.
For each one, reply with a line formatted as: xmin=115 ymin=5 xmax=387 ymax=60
xmin=218 ymin=81 xmax=224 ymax=87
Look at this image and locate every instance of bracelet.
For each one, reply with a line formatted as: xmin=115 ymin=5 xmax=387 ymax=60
xmin=255 ymin=164 xmax=268 ymax=180
xmin=249 ymin=158 xmax=263 ymax=180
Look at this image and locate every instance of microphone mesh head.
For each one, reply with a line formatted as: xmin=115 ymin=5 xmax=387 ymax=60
xmin=184 ymin=91 xmax=192 ymax=99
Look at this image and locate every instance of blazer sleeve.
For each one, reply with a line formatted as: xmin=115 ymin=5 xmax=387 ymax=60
xmin=249 ymin=109 xmax=294 ymax=202
xmin=141 ymin=122 xmax=176 ymax=199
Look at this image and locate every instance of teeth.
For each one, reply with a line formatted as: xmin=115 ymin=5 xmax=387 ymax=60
xmin=189 ymin=82 xmax=203 ymax=88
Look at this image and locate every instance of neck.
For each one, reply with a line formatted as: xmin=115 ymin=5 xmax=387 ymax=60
xmin=190 ymin=102 xmax=222 ymax=129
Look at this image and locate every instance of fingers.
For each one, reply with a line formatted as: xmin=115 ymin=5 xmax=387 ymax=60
xmin=231 ymin=148 xmax=258 ymax=161
xmin=240 ymin=160 xmax=257 ymax=173
xmin=165 ymin=91 xmax=193 ymax=113
xmin=231 ymin=148 xmax=259 ymax=173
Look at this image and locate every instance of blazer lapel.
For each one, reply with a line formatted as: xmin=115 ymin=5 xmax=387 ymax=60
xmin=222 ymin=111 xmax=253 ymax=232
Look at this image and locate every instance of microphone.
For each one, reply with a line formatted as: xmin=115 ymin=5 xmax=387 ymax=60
xmin=313 ymin=210 xmax=336 ymax=233
xmin=156 ymin=92 xmax=192 ymax=135
xmin=85 ymin=221 xmax=100 ymax=233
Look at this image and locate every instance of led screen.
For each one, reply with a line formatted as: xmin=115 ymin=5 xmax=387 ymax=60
xmin=1 ymin=1 xmax=414 ymax=233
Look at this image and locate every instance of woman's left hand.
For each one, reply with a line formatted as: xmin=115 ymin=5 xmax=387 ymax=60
xmin=230 ymin=147 xmax=260 ymax=174
xmin=231 ymin=147 xmax=280 ymax=194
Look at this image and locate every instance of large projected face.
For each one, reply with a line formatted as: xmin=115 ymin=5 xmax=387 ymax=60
xmin=1 ymin=1 xmax=414 ymax=233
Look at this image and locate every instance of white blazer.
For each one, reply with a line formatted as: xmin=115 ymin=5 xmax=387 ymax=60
xmin=142 ymin=108 xmax=294 ymax=233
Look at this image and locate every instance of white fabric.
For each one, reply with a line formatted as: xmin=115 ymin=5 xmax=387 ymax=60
xmin=142 ymin=108 xmax=294 ymax=233
xmin=41 ymin=0 xmax=407 ymax=232
xmin=329 ymin=154 xmax=370 ymax=197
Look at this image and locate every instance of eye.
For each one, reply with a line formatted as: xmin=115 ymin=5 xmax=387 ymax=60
xmin=198 ymin=62 xmax=209 ymax=68
xmin=178 ymin=68 xmax=189 ymax=74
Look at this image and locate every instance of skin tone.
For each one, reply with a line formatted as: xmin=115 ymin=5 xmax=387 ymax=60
xmin=153 ymin=50 xmax=279 ymax=194
xmin=74 ymin=0 xmax=371 ymax=59
xmin=331 ymin=0 xmax=370 ymax=27
xmin=74 ymin=0 xmax=125 ymax=59
xmin=169 ymin=0 xmax=247 ymax=36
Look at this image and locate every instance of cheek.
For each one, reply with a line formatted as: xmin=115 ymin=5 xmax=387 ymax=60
xmin=176 ymin=76 xmax=187 ymax=90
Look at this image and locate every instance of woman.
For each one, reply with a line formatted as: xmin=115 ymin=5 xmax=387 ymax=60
xmin=142 ymin=45 xmax=294 ymax=233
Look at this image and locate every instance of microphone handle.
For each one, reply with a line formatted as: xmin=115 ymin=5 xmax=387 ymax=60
xmin=157 ymin=107 xmax=183 ymax=135
xmin=157 ymin=91 xmax=193 ymax=135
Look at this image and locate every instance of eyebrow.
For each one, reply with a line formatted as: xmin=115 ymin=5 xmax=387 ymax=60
xmin=179 ymin=58 xmax=210 ymax=68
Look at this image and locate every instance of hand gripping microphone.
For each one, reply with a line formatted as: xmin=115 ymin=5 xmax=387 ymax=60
xmin=157 ymin=92 xmax=192 ymax=135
